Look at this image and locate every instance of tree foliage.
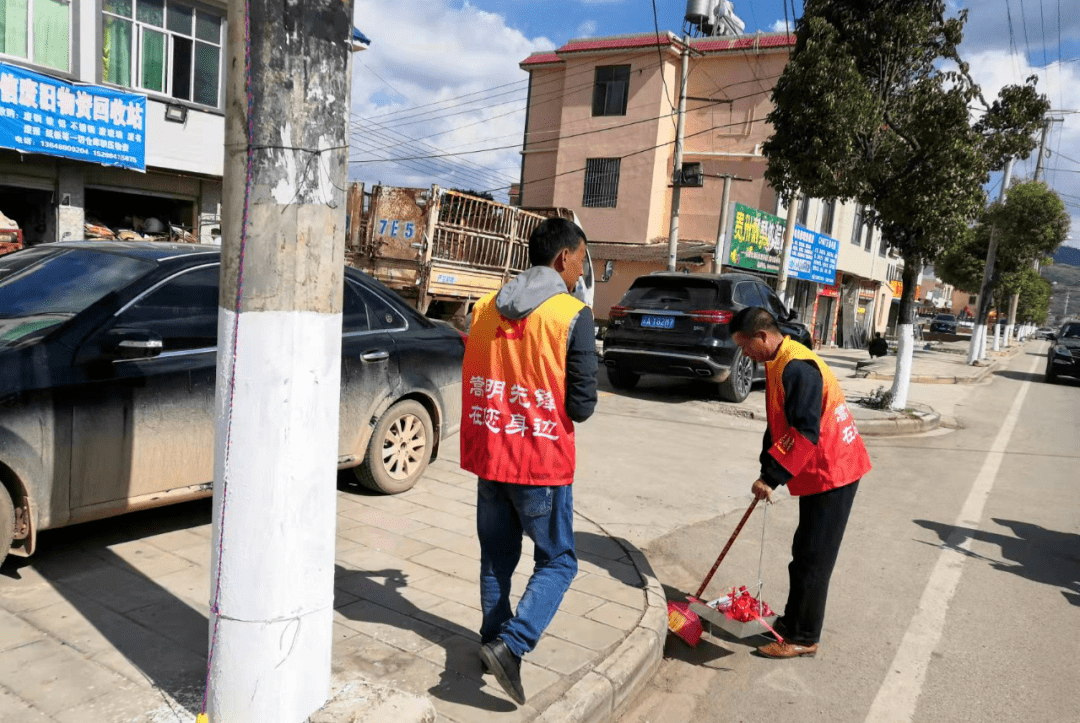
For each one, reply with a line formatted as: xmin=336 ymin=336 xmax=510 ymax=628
xmin=762 ymin=0 xmax=1050 ymax=327
xmin=937 ymin=180 xmax=1070 ymax=309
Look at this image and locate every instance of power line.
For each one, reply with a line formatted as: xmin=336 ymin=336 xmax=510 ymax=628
xmin=651 ymin=0 xmax=678 ymax=130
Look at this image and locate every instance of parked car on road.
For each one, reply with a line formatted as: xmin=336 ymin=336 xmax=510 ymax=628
xmin=1045 ymin=321 xmax=1080 ymax=383
xmin=1032 ymin=326 xmax=1055 ymax=340
xmin=929 ymin=314 xmax=958 ymax=334
xmin=602 ymin=272 xmax=812 ymax=403
xmin=0 ymin=242 xmax=465 ymax=564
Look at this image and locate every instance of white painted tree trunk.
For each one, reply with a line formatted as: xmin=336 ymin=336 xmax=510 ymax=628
xmin=208 ymin=310 xmax=341 ymax=722
xmin=967 ymin=325 xmax=983 ymax=365
xmin=1004 ymin=323 xmax=1013 ymax=347
xmin=993 ymin=323 xmax=1001 ymax=351
xmin=980 ymin=325 xmax=989 ymax=360
xmin=889 ymin=323 xmax=915 ymax=410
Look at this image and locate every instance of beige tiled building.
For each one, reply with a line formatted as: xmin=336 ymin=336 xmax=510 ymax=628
xmin=519 ymin=31 xmax=903 ymax=343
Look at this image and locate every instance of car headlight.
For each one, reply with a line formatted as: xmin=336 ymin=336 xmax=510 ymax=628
xmin=1053 ymin=346 xmax=1072 ymax=358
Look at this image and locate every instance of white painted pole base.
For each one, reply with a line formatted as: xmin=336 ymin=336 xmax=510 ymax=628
xmin=993 ymin=324 xmax=1001 ymax=351
xmin=966 ymin=325 xmax=982 ymax=365
xmin=889 ymin=323 xmax=914 ymax=411
xmin=979 ymin=325 xmax=989 ymax=361
xmin=1004 ymin=323 xmax=1014 ymax=347
xmin=209 ymin=309 xmax=341 ymax=723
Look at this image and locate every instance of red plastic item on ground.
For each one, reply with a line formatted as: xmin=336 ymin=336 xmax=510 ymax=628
xmin=667 ymin=600 xmax=704 ymax=647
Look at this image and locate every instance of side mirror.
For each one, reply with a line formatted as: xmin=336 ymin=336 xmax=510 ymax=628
xmin=1047 ymin=333 xmax=1056 ymax=341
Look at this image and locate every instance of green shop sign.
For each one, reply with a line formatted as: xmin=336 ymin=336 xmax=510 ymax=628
xmin=727 ymin=203 xmax=786 ymax=275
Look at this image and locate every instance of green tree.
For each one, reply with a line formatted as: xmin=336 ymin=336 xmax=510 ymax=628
xmin=938 ymin=180 xmax=1069 ymax=317
xmin=762 ymin=0 xmax=1048 ymax=408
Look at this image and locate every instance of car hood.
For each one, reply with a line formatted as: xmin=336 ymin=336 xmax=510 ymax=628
xmin=1057 ymin=337 xmax=1080 ymax=351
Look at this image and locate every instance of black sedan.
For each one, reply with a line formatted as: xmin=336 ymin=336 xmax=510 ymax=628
xmin=0 ymin=242 xmax=464 ymax=563
xmin=602 ymin=272 xmax=812 ymax=403
xmin=1046 ymin=321 xmax=1080 ymax=383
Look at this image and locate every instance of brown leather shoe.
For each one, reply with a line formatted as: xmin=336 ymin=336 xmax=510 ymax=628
xmin=757 ymin=640 xmax=818 ymax=658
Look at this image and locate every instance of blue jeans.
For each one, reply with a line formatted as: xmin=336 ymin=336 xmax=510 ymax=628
xmin=476 ymin=479 xmax=577 ymax=659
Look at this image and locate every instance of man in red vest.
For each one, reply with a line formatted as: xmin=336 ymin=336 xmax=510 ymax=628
xmin=460 ymin=218 xmax=597 ymax=704
xmin=731 ymin=306 xmax=871 ymax=659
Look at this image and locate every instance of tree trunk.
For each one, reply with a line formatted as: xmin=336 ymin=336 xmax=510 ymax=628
xmin=889 ymin=257 xmax=920 ymax=410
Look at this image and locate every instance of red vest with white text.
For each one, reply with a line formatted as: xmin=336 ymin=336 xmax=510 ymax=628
xmin=765 ymin=338 xmax=872 ymax=496
xmin=460 ymin=291 xmax=585 ymax=485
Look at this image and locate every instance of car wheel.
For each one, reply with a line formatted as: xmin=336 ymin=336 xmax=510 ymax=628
xmin=719 ymin=349 xmax=755 ymax=403
xmin=606 ymin=367 xmax=640 ymax=390
xmin=355 ymin=400 xmax=434 ymax=494
xmin=0 ymin=485 xmax=13 ymax=569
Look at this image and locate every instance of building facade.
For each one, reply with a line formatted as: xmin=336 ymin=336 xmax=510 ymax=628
xmin=519 ymin=31 xmax=900 ymax=344
xmin=0 ymin=0 xmax=229 ymax=246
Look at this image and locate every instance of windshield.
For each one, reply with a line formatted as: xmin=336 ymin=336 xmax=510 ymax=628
xmin=1060 ymin=324 xmax=1080 ymax=339
xmin=0 ymin=246 xmax=154 ymax=348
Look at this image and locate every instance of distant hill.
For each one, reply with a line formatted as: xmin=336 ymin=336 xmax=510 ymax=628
xmin=1053 ymin=245 xmax=1080 ymax=268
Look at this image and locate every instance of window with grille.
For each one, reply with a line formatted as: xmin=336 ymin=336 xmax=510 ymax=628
xmin=592 ymin=65 xmax=630 ymax=117
xmin=582 ymin=158 xmax=620 ymax=208
xmin=102 ymin=0 xmax=223 ymax=108
xmin=0 ymin=0 xmax=71 ymax=72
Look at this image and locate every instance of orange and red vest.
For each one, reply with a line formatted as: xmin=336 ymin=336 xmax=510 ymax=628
xmin=460 ymin=291 xmax=585 ymax=486
xmin=765 ymin=338 xmax=872 ymax=496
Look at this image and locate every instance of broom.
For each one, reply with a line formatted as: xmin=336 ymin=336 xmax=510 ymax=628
xmin=667 ymin=497 xmax=759 ymax=647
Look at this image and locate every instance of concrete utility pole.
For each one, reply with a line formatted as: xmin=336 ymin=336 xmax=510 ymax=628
xmin=776 ymin=195 xmax=799 ymax=306
xmin=1008 ymin=116 xmax=1061 ymax=343
xmin=968 ymin=158 xmax=1014 ymax=364
xmin=710 ymin=174 xmax=752 ymax=272
xmin=208 ymin=0 xmax=354 ymax=721
xmin=667 ymin=37 xmax=690 ymax=272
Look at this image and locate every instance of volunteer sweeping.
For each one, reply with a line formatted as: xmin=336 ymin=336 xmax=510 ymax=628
xmin=730 ymin=306 xmax=872 ymax=659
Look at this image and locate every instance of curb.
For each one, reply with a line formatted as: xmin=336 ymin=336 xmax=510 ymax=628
xmin=533 ymin=546 xmax=668 ymax=723
xmin=856 ymin=405 xmax=941 ymax=436
xmin=856 ymin=359 xmax=997 ymax=385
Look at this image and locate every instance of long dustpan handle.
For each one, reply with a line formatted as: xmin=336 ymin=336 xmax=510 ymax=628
xmin=693 ymin=496 xmax=759 ymax=599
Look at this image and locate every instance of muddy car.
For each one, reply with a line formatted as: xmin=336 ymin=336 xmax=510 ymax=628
xmin=0 ymin=242 xmax=464 ymax=564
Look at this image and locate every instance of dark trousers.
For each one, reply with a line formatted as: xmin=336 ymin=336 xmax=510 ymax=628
xmin=778 ymin=480 xmax=860 ymax=645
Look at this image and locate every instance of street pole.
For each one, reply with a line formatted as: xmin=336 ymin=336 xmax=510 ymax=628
xmin=712 ymin=174 xmax=733 ymax=273
xmin=1008 ymin=117 xmax=1059 ymax=343
xmin=776 ymin=195 xmax=799 ymax=306
xmin=968 ymin=158 xmax=1013 ymax=364
xmin=208 ymin=0 xmax=353 ymax=720
xmin=667 ymin=36 xmax=690 ymax=272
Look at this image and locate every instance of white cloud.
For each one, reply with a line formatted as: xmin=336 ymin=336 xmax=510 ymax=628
xmin=349 ymin=0 xmax=555 ymax=200
xmin=577 ymin=20 xmax=598 ymax=37
xmin=964 ymin=49 xmax=1079 ymax=241
xmin=769 ymin=19 xmax=793 ymax=33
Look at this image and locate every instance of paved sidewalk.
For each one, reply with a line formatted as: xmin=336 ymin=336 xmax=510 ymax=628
xmin=0 ymin=451 xmax=666 ymax=723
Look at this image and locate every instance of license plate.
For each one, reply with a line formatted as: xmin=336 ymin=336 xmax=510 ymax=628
xmin=641 ymin=315 xmax=675 ymax=329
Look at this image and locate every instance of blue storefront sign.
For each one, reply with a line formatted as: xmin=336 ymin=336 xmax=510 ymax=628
xmin=787 ymin=224 xmax=840 ymax=285
xmin=0 ymin=61 xmax=146 ymax=172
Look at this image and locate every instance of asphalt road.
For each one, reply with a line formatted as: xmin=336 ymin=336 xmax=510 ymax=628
xmin=609 ymin=342 xmax=1080 ymax=723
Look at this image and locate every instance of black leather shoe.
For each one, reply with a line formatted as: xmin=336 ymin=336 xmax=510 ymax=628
xmin=480 ymin=639 xmax=525 ymax=705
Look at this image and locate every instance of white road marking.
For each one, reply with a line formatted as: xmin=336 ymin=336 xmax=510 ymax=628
xmin=864 ymin=352 xmax=1042 ymax=723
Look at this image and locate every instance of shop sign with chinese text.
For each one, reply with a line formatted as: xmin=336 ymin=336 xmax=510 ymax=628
xmin=0 ymin=61 xmax=146 ymax=172
xmin=788 ymin=225 xmax=840 ymax=284
xmin=727 ymin=202 xmax=839 ymax=284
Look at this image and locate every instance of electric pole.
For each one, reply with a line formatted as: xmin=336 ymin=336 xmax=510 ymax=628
xmin=207 ymin=0 xmax=354 ymax=721
xmin=667 ymin=36 xmax=690 ymax=272
xmin=1008 ymin=116 xmax=1062 ymax=343
xmin=968 ymin=158 xmax=1013 ymax=364
xmin=710 ymin=174 xmax=752 ymax=272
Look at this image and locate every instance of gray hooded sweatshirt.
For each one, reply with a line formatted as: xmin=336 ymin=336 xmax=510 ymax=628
xmin=493 ymin=266 xmax=598 ymax=423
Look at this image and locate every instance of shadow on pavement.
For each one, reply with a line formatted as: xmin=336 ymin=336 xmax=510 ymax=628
xmin=334 ymin=566 xmax=516 ymax=714
xmin=4 ymin=512 xmax=211 ymax=715
xmin=913 ymin=518 xmax=1080 ymax=607
xmin=597 ymin=374 xmax=765 ymax=405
